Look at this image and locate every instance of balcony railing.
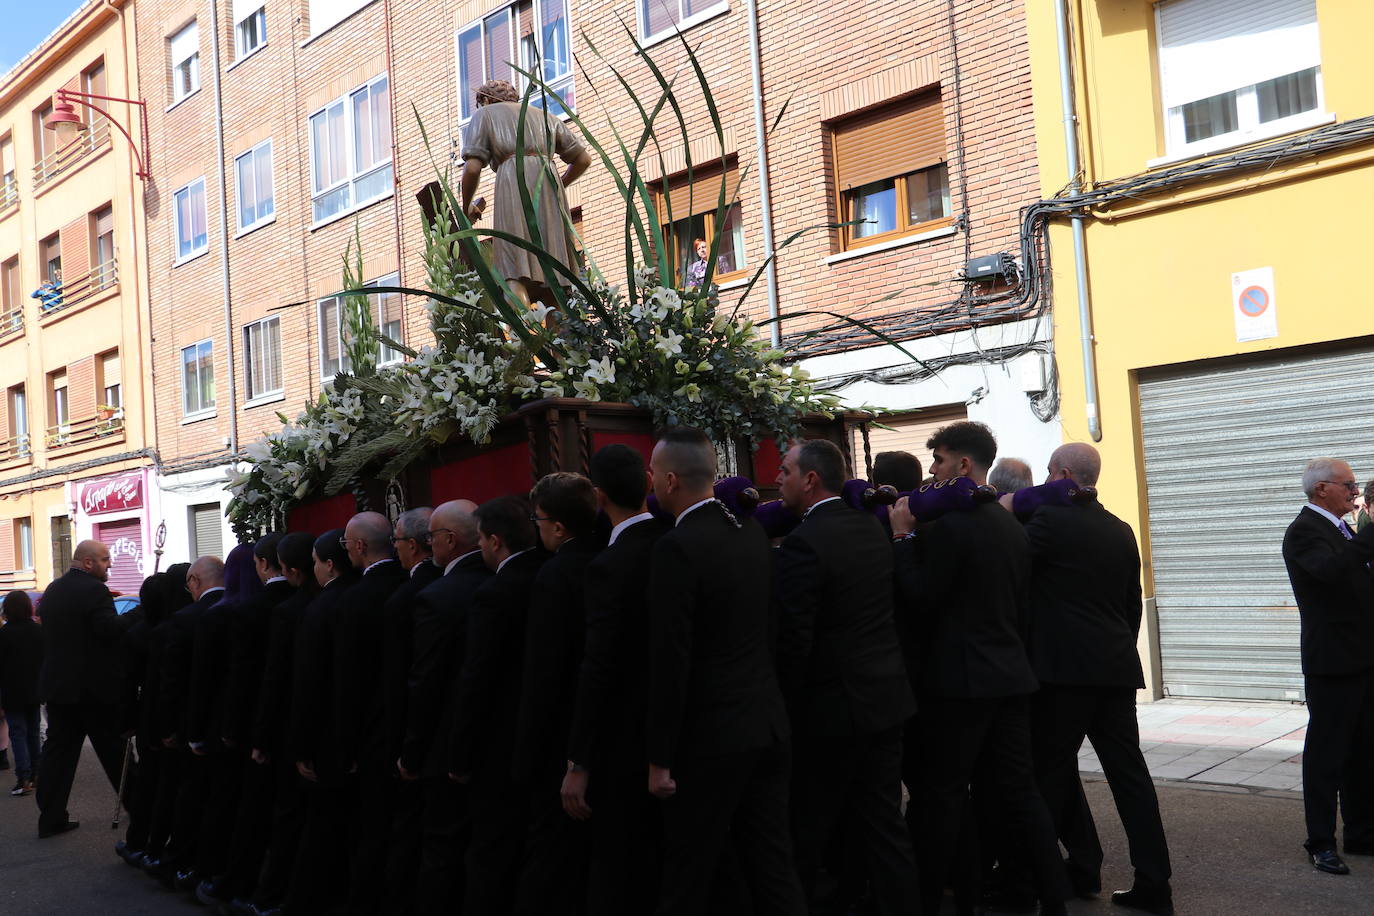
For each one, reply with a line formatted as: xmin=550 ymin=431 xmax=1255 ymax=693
xmin=0 ymin=432 xmax=31 ymax=462
xmin=0 ymin=305 xmax=21 ymax=336
xmin=0 ymin=176 xmax=16 ymax=212
xmin=45 ymin=409 xmax=123 ymax=451
xmin=37 ymin=256 xmax=119 ymax=319
xmin=33 ymin=116 xmax=111 ymax=188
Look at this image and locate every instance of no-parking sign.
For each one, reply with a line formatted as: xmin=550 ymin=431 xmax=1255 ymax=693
xmin=1232 ymin=266 xmax=1278 ymax=342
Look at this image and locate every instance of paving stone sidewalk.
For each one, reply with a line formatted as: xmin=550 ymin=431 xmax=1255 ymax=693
xmin=1079 ymin=698 xmax=1310 ymax=794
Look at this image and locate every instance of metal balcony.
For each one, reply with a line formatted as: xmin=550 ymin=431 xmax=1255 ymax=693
xmin=33 ymin=117 xmax=111 ymax=188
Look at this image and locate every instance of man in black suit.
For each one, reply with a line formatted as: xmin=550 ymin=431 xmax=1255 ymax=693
xmin=381 ymin=507 xmax=442 ymax=914
xmin=34 ymin=539 xmax=139 ymax=838
xmin=513 ymin=472 xmax=602 ymax=914
xmin=1021 ymin=443 xmax=1172 ymax=914
xmin=562 ymin=444 xmax=669 ymax=915
xmin=334 ymin=511 xmax=407 ymax=914
xmin=1282 ymin=457 xmax=1374 ymax=876
xmin=889 ymin=421 xmax=1069 ymax=916
xmin=152 ymin=555 xmax=225 ymax=886
xmin=200 ymin=533 xmax=294 ymax=908
xmin=774 ymin=438 xmax=919 ymax=915
xmin=647 ymin=426 xmax=805 ymax=916
xmin=400 ymin=498 xmax=488 ymax=915
xmin=449 ymin=495 xmax=548 ymax=914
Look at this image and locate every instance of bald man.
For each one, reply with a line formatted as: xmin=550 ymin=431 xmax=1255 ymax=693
xmin=403 ymin=499 xmax=491 ymax=914
xmin=1020 ymin=444 xmax=1172 ymax=914
xmin=35 ymin=539 xmax=141 ymax=839
xmin=332 ymin=511 xmax=407 ymax=913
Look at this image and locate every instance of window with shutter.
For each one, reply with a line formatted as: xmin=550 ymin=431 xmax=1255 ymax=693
xmin=234 ymin=0 xmax=267 ymax=59
xmin=456 ymin=1 xmax=576 ymax=123
xmin=244 ymin=316 xmax=283 ymax=401
xmin=169 ymin=22 xmax=200 ymax=104
xmin=638 ymin=0 xmax=730 ymax=42
xmin=1156 ymin=0 xmax=1324 ymax=157
xmin=0 ymin=134 xmax=15 ymax=209
xmin=829 ymin=90 xmax=951 ymax=250
xmin=190 ymin=503 xmax=224 ymax=560
xmin=654 ymin=164 xmax=747 ymax=289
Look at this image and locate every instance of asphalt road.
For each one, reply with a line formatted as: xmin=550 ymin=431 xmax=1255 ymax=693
xmin=2 ymin=743 xmax=1373 ymax=914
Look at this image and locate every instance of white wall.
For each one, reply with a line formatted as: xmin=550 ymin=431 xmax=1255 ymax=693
xmin=155 ymin=465 xmax=238 ymax=566
xmin=799 ymin=318 xmax=1064 ymax=478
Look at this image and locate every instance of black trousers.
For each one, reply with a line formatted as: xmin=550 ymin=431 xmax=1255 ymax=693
xmin=164 ymin=750 xmax=208 ymax=871
xmin=463 ymin=768 xmax=527 ymax=915
xmin=125 ymin=743 xmax=161 ymax=852
xmin=36 ymin=701 xmax=133 ymax=834
xmin=220 ymin=754 xmax=277 ymax=901
xmin=791 ymin=725 xmax=919 ymax=916
xmin=251 ymin=758 xmax=308 ymax=907
xmin=285 ymin=771 xmax=356 ymax=915
xmin=1031 ymin=684 xmax=1171 ymax=891
xmin=196 ymin=746 xmax=247 ymax=877
xmin=514 ymin=771 xmax=589 ymax=916
xmin=416 ymin=774 xmax=470 ymax=916
xmin=347 ymin=760 xmax=397 ymax=915
xmin=585 ymin=759 xmax=662 ymax=915
xmin=384 ymin=777 xmax=423 ymax=916
xmin=148 ymin=746 xmax=184 ymax=860
xmin=908 ymin=694 xmax=1070 ymax=915
xmin=655 ymin=741 xmax=807 ymax=916
xmin=1303 ymin=668 xmax=1374 ymax=851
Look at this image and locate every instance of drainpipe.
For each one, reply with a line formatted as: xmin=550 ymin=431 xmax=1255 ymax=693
xmin=744 ymin=0 xmax=780 ymax=347
xmin=208 ymin=0 xmax=238 ymax=453
xmin=1053 ymin=0 xmax=1101 ymax=441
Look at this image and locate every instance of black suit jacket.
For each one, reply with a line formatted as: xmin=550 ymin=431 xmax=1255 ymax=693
xmin=333 ymin=559 xmax=408 ymax=770
xmin=288 ymin=575 xmax=356 ymax=772
xmin=222 ymin=578 xmax=295 ymax=747
xmin=0 ymin=617 xmax=44 ymax=708
xmin=513 ymin=536 xmax=602 ymax=785
xmin=774 ymin=500 xmax=915 ymax=738
xmin=648 ymin=503 xmax=789 ymax=768
xmin=382 ymin=560 xmax=443 ymax=764
xmin=251 ymin=587 xmax=312 ymax=755
xmin=37 ymin=568 xmax=130 ymax=705
xmin=159 ymin=588 xmax=225 ymax=739
xmin=1282 ymin=506 xmax=1374 ymax=676
xmin=1023 ymin=501 xmax=1145 ymax=688
xmin=893 ymin=501 xmax=1038 ymax=699
xmin=403 ymin=552 xmax=490 ymax=776
xmin=188 ymin=593 xmax=237 ymax=746
xmin=448 ymin=549 xmax=548 ymax=779
xmin=567 ymin=516 xmax=670 ymax=771
xmin=134 ymin=618 xmax=174 ymax=748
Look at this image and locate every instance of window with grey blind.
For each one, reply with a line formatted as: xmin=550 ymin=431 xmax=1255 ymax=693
xmin=190 ymin=503 xmax=223 ymax=560
xmin=1156 ymin=0 xmax=1323 ymax=155
xmin=244 ymin=316 xmax=282 ymax=401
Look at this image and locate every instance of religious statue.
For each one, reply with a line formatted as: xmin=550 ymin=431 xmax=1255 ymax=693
xmin=459 ymin=79 xmax=591 ymax=307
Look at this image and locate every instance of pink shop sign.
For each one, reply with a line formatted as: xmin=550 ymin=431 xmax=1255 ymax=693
xmin=78 ymin=472 xmax=145 ymax=516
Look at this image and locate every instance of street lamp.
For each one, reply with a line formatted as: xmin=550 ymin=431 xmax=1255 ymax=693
xmin=43 ymin=87 xmax=150 ymax=180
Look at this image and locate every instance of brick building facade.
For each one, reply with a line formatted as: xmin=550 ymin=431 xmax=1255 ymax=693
xmin=129 ymin=0 xmax=1056 ymax=561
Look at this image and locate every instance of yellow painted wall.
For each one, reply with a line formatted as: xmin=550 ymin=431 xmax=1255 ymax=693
xmin=1026 ymin=0 xmax=1374 ymax=694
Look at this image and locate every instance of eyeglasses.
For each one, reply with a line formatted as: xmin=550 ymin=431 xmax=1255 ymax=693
xmin=1321 ymin=480 xmax=1360 ymax=492
xmin=390 ymin=535 xmax=418 ymax=544
xmin=428 ymin=527 xmax=455 ymax=541
xmin=529 ymin=515 xmax=552 ymax=523
xmin=337 ymin=536 xmax=353 ymax=549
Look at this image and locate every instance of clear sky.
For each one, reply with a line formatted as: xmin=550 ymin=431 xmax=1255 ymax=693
xmin=1 ymin=2 xmax=86 ymax=80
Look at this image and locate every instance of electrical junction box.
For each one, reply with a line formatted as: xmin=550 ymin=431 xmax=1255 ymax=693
xmin=1016 ymin=353 xmax=1048 ymax=393
xmin=965 ymin=252 xmax=1015 ymax=282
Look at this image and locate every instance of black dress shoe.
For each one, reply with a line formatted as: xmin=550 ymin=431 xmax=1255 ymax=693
xmin=1308 ymin=848 xmax=1350 ymax=875
xmin=115 ymin=841 xmax=145 ymax=866
xmin=1111 ymin=886 xmax=1176 ymax=914
xmin=174 ymin=868 xmax=200 ymax=892
xmin=38 ymin=819 xmax=80 ymax=839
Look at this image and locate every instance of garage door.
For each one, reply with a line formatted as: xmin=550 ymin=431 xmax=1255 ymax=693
xmin=1138 ymin=345 xmax=1374 ymax=701
xmin=95 ymin=517 xmax=145 ymax=597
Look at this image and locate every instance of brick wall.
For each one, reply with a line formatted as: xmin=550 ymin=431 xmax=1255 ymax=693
xmin=141 ymin=0 xmax=1039 ymax=467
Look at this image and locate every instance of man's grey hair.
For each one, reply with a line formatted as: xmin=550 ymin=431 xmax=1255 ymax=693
xmin=988 ymin=458 xmax=1033 ymax=494
xmin=396 ymin=507 xmax=433 ymax=542
xmin=1302 ymin=457 xmax=1348 ymax=498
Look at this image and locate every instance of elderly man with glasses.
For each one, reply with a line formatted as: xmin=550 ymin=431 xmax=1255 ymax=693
xmin=1283 ymin=458 xmax=1374 ymax=876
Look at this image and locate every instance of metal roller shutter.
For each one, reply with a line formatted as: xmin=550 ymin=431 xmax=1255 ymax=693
xmin=1138 ymin=344 xmax=1374 ymax=701
xmin=831 ymin=90 xmax=946 ymax=191
xmin=95 ymin=518 xmax=144 ymax=597
xmin=191 ymin=503 xmax=224 ymax=560
xmin=851 ymin=404 xmax=967 ymax=482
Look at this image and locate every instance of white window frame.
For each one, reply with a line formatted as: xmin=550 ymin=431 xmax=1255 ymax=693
xmin=173 ymin=177 xmax=209 ymax=264
xmin=637 ymin=0 xmax=730 ymax=46
xmin=243 ymin=315 xmax=284 ymax=403
xmin=10 ymin=385 xmax=28 ymax=458
xmin=316 ymin=272 xmax=403 ymax=382
xmin=169 ymin=22 xmax=201 ymax=105
xmin=455 ymin=0 xmax=575 ymax=126
xmin=308 ymin=0 xmax=375 ymax=40
xmin=235 ymin=139 xmax=275 ymax=234
xmin=234 ymin=0 xmax=267 ymax=61
xmin=1153 ymin=0 xmax=1328 ymax=163
xmin=307 ymin=74 xmax=393 ymax=227
xmin=17 ymin=517 xmax=33 ymax=570
xmin=181 ymin=339 xmax=216 ymax=418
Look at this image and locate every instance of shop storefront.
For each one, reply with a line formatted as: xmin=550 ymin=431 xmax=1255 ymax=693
xmin=70 ymin=468 xmax=154 ymax=595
